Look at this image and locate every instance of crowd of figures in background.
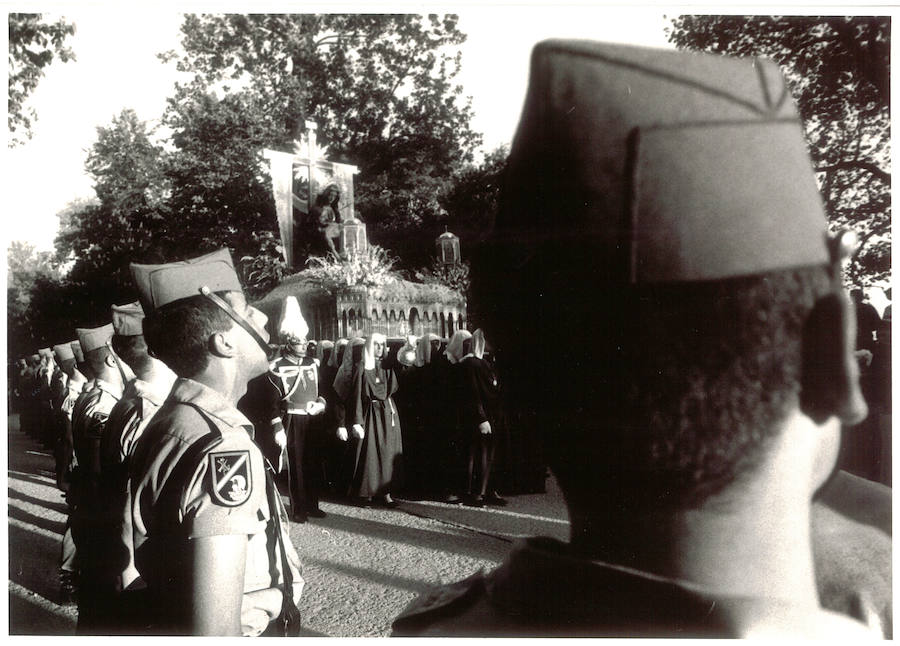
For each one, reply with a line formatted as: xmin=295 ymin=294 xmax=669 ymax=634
xmin=239 ymin=322 xmax=546 ymax=521
xmin=4 ymin=283 xmax=890 ymax=634
xmin=7 ymin=304 xmax=548 ymax=624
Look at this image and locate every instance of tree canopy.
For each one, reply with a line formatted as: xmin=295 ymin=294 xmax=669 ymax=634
xmin=667 ymin=15 xmax=891 ymax=287
xmin=8 ymin=13 xmax=75 ymax=146
xmin=9 ymin=13 xmax=499 ymax=357
xmin=161 ymin=14 xmax=482 ymax=265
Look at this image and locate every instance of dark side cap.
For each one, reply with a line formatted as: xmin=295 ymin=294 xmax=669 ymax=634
xmin=111 ymin=300 xmax=145 ymax=336
xmin=130 ymin=249 xmax=243 ymax=313
xmin=53 ymin=343 xmax=75 ymax=361
xmin=76 ymin=323 xmax=114 ymax=354
xmin=497 ymin=39 xmax=829 ymax=283
xmin=69 ymin=340 xmax=84 ymax=361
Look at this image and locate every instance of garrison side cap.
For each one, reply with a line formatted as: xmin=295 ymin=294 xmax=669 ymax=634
xmin=129 ymin=248 xmax=243 ymax=313
xmin=69 ymin=340 xmax=84 ymax=361
xmin=497 ymin=39 xmax=829 ymax=284
xmin=76 ymin=323 xmax=114 ymax=354
xmin=53 ymin=343 xmax=75 ymax=361
xmin=111 ymin=300 xmax=145 ymax=336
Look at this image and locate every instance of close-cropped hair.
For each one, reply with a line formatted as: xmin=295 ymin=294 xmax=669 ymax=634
xmin=143 ymin=292 xmax=234 ymax=378
xmin=474 ymin=258 xmax=832 ymax=511
xmin=85 ymin=345 xmax=113 ymax=375
xmin=111 ymin=334 xmax=152 ymax=375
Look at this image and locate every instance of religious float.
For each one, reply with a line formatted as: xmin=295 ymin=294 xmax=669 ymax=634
xmin=254 ymin=122 xmax=467 ymax=341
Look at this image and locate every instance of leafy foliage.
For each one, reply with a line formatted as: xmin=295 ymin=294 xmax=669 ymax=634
xmin=162 ymin=14 xmax=481 ymax=270
xmin=162 ymin=90 xmax=280 ymax=258
xmin=8 ymin=13 xmax=75 ymax=146
xmin=7 ymin=241 xmax=60 ymax=355
xmin=28 ymin=15 xmax=506 ymax=349
xmin=666 ymin=16 xmax=890 ymax=287
xmin=55 ymin=109 xmax=169 ymax=291
xmin=414 ymin=257 xmax=471 ymax=295
xmin=240 ymin=230 xmax=288 ymax=300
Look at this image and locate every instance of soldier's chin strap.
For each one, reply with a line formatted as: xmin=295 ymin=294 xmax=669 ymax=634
xmin=199 ymin=286 xmax=276 ymax=362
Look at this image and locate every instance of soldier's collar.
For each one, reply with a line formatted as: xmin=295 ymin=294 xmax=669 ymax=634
xmin=167 ymin=377 xmax=254 ymax=431
xmin=92 ymin=377 xmax=123 ymax=400
xmin=129 ymin=375 xmax=175 ymax=407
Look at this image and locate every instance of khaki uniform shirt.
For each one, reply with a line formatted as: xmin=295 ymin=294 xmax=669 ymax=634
xmin=393 ymin=537 xmax=880 ymax=638
xmin=72 ymin=378 xmax=122 ymax=495
xmin=128 ymin=378 xmax=303 ymax=635
xmin=100 ymin=374 xmax=175 ymax=591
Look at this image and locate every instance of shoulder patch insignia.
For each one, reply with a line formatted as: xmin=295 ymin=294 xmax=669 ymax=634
xmin=208 ymin=450 xmax=252 ymax=506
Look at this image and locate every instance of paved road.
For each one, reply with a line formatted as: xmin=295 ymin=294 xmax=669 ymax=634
xmin=7 ymin=414 xmax=568 ymax=636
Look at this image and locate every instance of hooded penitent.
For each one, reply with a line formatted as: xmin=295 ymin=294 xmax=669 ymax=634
xmin=333 ymin=337 xmax=365 ymax=401
xmin=445 ymin=330 xmax=473 ymax=365
xmin=415 ymin=333 xmax=442 ymax=367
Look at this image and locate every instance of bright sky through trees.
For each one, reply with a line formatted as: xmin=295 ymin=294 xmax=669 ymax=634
xmin=5 ymin=7 xmax=673 ymax=252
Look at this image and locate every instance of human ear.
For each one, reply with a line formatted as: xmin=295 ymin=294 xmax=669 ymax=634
xmin=800 ymin=291 xmax=868 ymax=425
xmin=208 ymin=328 xmax=237 ymax=359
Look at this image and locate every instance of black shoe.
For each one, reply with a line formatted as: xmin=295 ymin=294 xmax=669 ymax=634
xmin=381 ymin=495 xmax=399 ymax=508
xmin=59 ymin=572 xmax=77 ymax=605
xmin=464 ymin=494 xmax=485 ymax=508
xmin=441 ymin=493 xmax=461 ymax=504
xmin=291 ymin=512 xmax=308 ymax=523
xmin=485 ymin=493 xmax=508 ymax=507
xmin=307 ymin=508 xmax=327 ymax=518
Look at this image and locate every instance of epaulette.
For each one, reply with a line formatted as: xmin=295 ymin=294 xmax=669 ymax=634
xmin=392 ymin=570 xmax=485 ymax=635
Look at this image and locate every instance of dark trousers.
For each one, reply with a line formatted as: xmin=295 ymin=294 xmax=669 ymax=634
xmin=467 ymin=431 xmax=496 ymax=497
xmin=286 ymin=413 xmax=323 ymax=515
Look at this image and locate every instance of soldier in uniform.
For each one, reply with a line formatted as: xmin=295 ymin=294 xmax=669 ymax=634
xmin=50 ymin=341 xmax=88 ymax=604
xmin=392 ymin=40 xmax=882 ymax=637
xmin=70 ymin=339 xmax=92 ymax=381
xmin=92 ymin=301 xmax=177 ymax=629
xmin=36 ymin=348 xmax=57 ymax=448
xmin=127 ymin=248 xmax=303 ymax=636
xmin=69 ymin=323 xmax=126 ymax=633
xmin=19 ymin=354 xmax=40 ymax=439
xmin=266 ymin=296 xmax=328 ymax=522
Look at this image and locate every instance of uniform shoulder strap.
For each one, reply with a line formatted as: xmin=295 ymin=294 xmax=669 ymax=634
xmin=173 ymin=403 xmax=225 ymax=518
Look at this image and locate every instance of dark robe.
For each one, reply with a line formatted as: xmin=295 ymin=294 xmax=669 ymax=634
xmin=347 ymin=362 xmax=403 ymax=498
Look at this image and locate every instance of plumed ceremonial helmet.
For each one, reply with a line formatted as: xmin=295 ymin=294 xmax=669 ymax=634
xmin=277 ymin=296 xmax=309 ymax=343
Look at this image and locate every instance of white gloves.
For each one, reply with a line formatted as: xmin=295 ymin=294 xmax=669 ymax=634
xmin=352 ymin=424 xmax=365 ymax=439
xmin=336 ymin=427 xmax=348 ymax=442
xmin=306 ymin=400 xmax=326 ymax=416
xmin=478 ymin=421 xmax=492 ymax=435
xmin=274 ymin=429 xmax=288 ymax=449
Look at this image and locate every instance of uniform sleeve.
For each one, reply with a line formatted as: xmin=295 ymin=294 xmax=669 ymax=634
xmin=182 ymin=431 xmax=269 ymax=539
xmin=264 ymin=375 xmax=284 ymax=433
